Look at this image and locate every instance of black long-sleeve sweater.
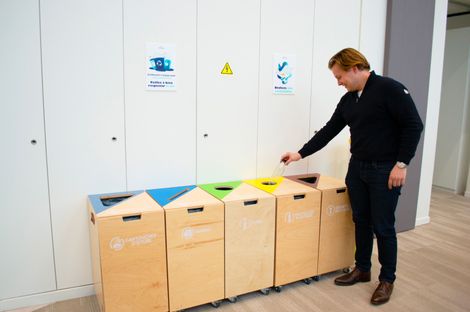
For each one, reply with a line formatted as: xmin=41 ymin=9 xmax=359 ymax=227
xmin=298 ymin=71 xmax=423 ymax=165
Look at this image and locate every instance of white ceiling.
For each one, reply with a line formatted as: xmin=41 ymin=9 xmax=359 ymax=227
xmin=448 ymin=0 xmax=470 ymax=15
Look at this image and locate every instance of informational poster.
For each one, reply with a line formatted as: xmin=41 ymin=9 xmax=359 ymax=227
xmin=146 ymin=43 xmax=176 ymax=91
xmin=273 ymin=54 xmax=295 ymax=94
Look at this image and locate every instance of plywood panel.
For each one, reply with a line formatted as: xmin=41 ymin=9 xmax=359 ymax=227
xmin=197 ymin=0 xmax=261 ymax=183
xmin=0 ymin=0 xmax=56 ymax=299
xmin=256 ymin=0 xmax=314 ymax=177
xmin=308 ymin=0 xmax=361 ymax=178
xmin=41 ymin=0 xmax=126 ymax=288
xmin=124 ymin=0 xmax=197 ymax=190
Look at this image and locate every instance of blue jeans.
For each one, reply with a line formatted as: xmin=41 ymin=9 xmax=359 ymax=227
xmin=345 ymin=157 xmax=401 ymax=283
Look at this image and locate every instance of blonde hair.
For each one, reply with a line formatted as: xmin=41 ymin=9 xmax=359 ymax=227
xmin=328 ymin=48 xmax=370 ymax=71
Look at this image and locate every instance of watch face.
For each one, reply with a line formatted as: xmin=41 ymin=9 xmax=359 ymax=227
xmin=397 ymin=162 xmax=407 ymax=169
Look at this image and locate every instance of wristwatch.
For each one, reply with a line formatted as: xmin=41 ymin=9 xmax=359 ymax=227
xmin=396 ymin=161 xmax=407 ymax=169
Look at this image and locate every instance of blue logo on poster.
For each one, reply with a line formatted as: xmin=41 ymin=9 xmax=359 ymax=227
xmin=276 ymin=61 xmax=292 ymax=84
xmin=149 ymin=57 xmax=174 ymax=72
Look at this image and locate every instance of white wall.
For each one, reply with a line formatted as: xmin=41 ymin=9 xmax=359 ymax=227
xmin=433 ymin=26 xmax=470 ymax=194
xmin=416 ymin=0 xmax=448 ymax=226
xmin=0 ymin=0 xmax=387 ymax=310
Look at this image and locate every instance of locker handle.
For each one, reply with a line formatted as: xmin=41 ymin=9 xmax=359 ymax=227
xmin=244 ymin=200 xmax=258 ymax=206
xmin=122 ymin=214 xmax=141 ymax=222
xmin=294 ymin=194 xmax=305 ymax=200
xmin=336 ymin=188 xmax=346 ymax=194
xmin=187 ymin=207 xmax=204 ymax=213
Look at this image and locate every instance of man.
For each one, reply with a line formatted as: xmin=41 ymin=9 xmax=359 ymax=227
xmin=281 ymin=48 xmax=423 ymax=305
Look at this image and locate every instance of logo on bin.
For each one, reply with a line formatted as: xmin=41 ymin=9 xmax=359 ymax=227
xmin=240 ymin=217 xmax=263 ymax=231
xmin=285 ymin=210 xmax=315 ymax=223
xmin=109 ymin=237 xmax=125 ymax=251
xmin=181 ymin=227 xmax=211 ymax=240
xmin=327 ymin=204 xmax=351 ymax=216
xmin=109 ymin=233 xmax=158 ymax=251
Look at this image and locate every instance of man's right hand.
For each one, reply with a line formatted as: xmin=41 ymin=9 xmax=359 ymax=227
xmin=280 ymin=152 xmax=302 ymax=165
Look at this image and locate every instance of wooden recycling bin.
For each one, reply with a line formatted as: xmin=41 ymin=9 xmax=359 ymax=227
xmin=287 ymin=174 xmax=355 ymax=275
xmin=87 ymin=190 xmax=168 ymax=312
xmin=244 ymin=177 xmax=321 ymax=291
xmin=199 ymin=181 xmax=275 ymax=300
xmin=147 ymin=185 xmax=224 ymax=311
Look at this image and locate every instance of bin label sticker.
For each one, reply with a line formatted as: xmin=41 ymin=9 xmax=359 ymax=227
xmin=181 ymin=227 xmax=212 ymax=239
xmin=285 ymin=210 xmax=315 ymax=224
xmin=327 ymin=204 xmax=351 ymax=216
xmin=221 ymin=62 xmax=233 ymax=75
xmin=240 ymin=217 xmax=263 ymax=231
xmin=109 ymin=233 xmax=157 ymax=251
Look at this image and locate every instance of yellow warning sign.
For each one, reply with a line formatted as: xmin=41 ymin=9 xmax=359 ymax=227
xmin=221 ymin=62 xmax=233 ymax=75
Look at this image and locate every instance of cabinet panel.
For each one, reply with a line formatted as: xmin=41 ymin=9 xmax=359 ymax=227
xmin=124 ymin=0 xmax=197 ymax=190
xmin=41 ymin=0 xmax=126 ymax=288
xmin=0 ymin=0 xmax=56 ymax=299
xmin=257 ymin=0 xmax=314 ymax=177
xmin=308 ymin=0 xmax=361 ymax=178
xmin=197 ymin=0 xmax=261 ymax=183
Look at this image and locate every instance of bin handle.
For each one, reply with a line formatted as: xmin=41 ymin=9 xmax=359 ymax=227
xmin=90 ymin=212 xmax=95 ymax=225
xmin=336 ymin=188 xmax=346 ymax=194
xmin=122 ymin=214 xmax=142 ymax=222
xmin=294 ymin=194 xmax=305 ymax=200
xmin=187 ymin=207 xmax=204 ymax=213
xmin=244 ymin=199 xmax=258 ymax=206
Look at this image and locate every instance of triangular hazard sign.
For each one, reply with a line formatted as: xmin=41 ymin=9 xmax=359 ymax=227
xmin=221 ymin=62 xmax=233 ymax=75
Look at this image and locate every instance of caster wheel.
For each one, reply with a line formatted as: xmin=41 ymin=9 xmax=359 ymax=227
xmin=211 ymin=300 xmax=221 ymax=308
xmin=343 ymin=267 xmax=351 ymax=273
xmin=303 ymin=278 xmax=312 ymax=285
xmin=313 ymin=276 xmax=320 ymax=281
xmin=228 ymin=296 xmax=238 ymax=303
xmin=260 ymin=288 xmax=270 ymax=295
xmin=274 ymin=286 xmax=282 ymax=293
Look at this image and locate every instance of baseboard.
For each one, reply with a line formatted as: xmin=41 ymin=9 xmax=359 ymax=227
xmin=0 ymin=284 xmax=95 ymax=311
xmin=415 ymin=216 xmax=431 ymax=226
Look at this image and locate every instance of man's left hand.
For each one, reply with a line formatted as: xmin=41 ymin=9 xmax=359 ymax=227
xmin=388 ymin=165 xmax=407 ymax=190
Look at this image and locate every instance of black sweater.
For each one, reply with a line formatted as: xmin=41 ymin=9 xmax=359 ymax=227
xmin=298 ymin=71 xmax=423 ymax=165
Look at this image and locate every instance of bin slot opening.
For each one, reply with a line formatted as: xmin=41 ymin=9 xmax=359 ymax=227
xmin=298 ymin=177 xmax=318 ymax=184
xmin=100 ymin=194 xmax=133 ymax=207
xmin=244 ymin=200 xmax=258 ymax=206
xmin=294 ymin=194 xmax=305 ymax=200
xmin=122 ymin=214 xmax=141 ymax=222
xmin=261 ymin=181 xmax=277 ymax=186
xmin=336 ymin=188 xmax=346 ymax=194
xmin=188 ymin=207 xmax=204 ymax=213
xmin=168 ymin=188 xmax=190 ymax=201
xmin=215 ymin=186 xmax=233 ymax=191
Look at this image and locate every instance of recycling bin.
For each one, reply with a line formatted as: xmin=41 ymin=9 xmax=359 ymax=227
xmin=147 ymin=185 xmax=224 ymax=311
xmin=244 ymin=177 xmax=321 ymax=290
xmin=199 ymin=181 xmax=275 ymax=300
xmin=87 ymin=190 xmax=168 ymax=312
xmin=287 ymin=174 xmax=355 ymax=275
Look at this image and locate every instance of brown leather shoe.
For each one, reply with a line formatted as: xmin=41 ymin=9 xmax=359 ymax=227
xmin=371 ymin=281 xmax=394 ymax=305
xmin=334 ymin=268 xmax=371 ymax=286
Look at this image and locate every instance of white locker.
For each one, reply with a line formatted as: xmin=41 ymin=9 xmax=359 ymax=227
xmin=257 ymin=0 xmax=315 ymax=177
xmin=197 ymin=0 xmax=261 ymax=183
xmin=0 ymin=0 xmax=56 ymax=299
xmin=124 ymin=0 xmax=197 ymax=190
xmin=308 ymin=0 xmax=361 ymax=178
xmin=40 ymin=0 xmax=126 ymax=288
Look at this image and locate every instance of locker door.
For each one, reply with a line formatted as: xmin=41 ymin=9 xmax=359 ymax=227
xmin=0 ymin=0 xmax=56 ymax=299
xmin=124 ymin=0 xmax=197 ymax=190
xmin=256 ymin=0 xmax=315 ymax=177
xmin=197 ymin=0 xmax=261 ymax=183
xmin=309 ymin=0 xmax=361 ymax=178
xmin=41 ymin=0 xmax=126 ymax=288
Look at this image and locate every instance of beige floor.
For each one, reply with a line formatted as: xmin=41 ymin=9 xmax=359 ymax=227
xmin=9 ymin=187 xmax=470 ymax=312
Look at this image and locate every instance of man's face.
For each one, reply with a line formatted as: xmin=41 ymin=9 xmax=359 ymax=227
xmin=331 ymin=64 xmax=359 ymax=92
